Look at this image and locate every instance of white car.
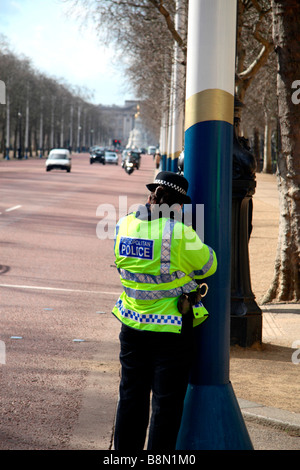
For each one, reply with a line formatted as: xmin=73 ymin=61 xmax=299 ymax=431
xmin=147 ymin=146 xmax=156 ymax=156
xmin=46 ymin=149 xmax=71 ymax=172
xmin=105 ymin=151 xmax=118 ymax=165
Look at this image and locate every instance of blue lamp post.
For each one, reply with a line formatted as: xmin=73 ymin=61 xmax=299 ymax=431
xmin=176 ymin=0 xmax=253 ymax=450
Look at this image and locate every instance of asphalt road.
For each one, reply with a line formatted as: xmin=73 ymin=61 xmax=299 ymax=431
xmin=0 ymin=152 xmax=154 ymax=450
xmin=0 ymin=154 xmax=298 ymax=454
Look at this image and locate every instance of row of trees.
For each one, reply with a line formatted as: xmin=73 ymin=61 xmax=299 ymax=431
xmin=69 ymin=0 xmax=279 ymax=169
xmin=66 ymin=0 xmax=299 ymax=303
xmin=0 ymin=37 xmax=111 ymax=158
xmin=67 ymin=0 xmax=184 ymax=146
xmin=0 ymin=1 xmax=298 ymax=302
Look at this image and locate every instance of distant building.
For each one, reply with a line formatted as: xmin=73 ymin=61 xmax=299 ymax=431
xmin=99 ymin=100 xmax=153 ymax=149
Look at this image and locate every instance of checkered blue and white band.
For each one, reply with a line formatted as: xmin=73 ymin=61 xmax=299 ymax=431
xmin=153 ymin=179 xmax=187 ymax=195
xmin=115 ymin=298 xmax=182 ymax=326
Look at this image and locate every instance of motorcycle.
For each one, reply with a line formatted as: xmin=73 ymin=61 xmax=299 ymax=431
xmin=123 ymin=154 xmax=139 ymax=175
xmin=124 ymin=158 xmax=135 ymax=175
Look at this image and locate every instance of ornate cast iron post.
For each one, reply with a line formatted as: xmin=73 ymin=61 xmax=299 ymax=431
xmin=230 ymin=100 xmax=262 ymax=347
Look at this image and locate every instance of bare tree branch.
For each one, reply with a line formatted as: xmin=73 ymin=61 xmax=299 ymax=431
xmin=148 ymin=0 xmax=186 ymax=57
xmin=238 ymin=0 xmax=273 ymax=82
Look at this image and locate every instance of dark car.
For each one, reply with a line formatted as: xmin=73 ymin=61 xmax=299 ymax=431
xmin=128 ymin=150 xmax=141 ymax=169
xmin=90 ymin=150 xmax=105 ymax=165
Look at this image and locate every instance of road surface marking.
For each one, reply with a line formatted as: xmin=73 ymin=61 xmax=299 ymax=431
xmin=0 ymin=283 xmax=120 ymax=295
xmin=5 ymin=205 xmax=22 ymax=212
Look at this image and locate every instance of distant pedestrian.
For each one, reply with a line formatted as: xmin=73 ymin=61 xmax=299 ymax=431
xmin=154 ymin=149 xmax=161 ymax=169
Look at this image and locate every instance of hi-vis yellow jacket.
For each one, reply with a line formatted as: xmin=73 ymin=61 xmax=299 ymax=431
xmin=112 ymin=205 xmax=217 ymax=334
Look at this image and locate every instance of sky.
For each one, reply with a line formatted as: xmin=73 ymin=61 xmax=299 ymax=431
xmin=0 ymin=0 xmax=135 ymax=105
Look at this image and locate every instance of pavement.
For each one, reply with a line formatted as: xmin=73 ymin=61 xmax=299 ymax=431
xmin=69 ymin=170 xmax=300 ymax=451
xmin=238 ymin=172 xmax=300 ymax=433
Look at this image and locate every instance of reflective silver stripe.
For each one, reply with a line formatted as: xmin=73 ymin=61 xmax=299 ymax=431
xmin=190 ymin=246 xmax=215 ymax=277
xmin=114 ymin=215 xmax=127 ymax=251
xmin=160 ymin=219 xmax=176 ymax=275
xmin=124 ymin=280 xmax=198 ymax=300
xmin=118 ymin=268 xmax=186 ymax=284
xmin=115 ymin=298 xmax=182 ymax=326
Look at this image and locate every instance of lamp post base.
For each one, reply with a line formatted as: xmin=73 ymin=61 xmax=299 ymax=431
xmin=176 ymin=382 xmax=253 ymax=450
xmin=231 ymin=313 xmax=262 ymax=347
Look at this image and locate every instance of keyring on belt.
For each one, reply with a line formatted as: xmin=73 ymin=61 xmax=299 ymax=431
xmin=198 ymin=283 xmax=208 ymax=298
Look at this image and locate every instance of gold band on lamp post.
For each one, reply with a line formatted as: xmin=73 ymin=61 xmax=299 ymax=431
xmin=185 ymin=88 xmax=234 ymax=131
xmin=169 ymin=150 xmax=182 ymax=161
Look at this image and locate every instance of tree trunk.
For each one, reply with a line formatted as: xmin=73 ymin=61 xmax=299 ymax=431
xmin=253 ymin=128 xmax=261 ymax=172
xmin=262 ymin=118 xmax=272 ymax=173
xmin=262 ymin=0 xmax=300 ymax=303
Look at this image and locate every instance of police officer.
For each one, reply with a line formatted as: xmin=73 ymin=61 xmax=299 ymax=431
xmin=112 ymin=171 xmax=217 ymax=451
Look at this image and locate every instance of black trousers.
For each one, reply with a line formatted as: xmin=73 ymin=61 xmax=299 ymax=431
xmin=114 ymin=319 xmax=194 ymax=451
